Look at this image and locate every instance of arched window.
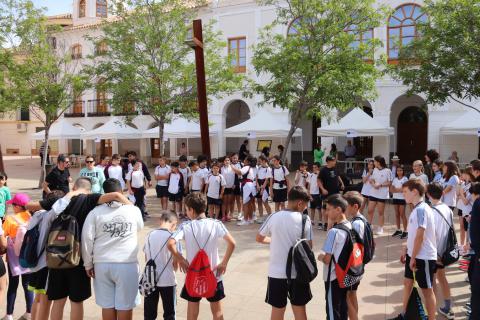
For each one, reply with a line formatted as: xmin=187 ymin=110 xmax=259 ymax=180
xmin=71 ymin=44 xmax=82 ymax=60
xmin=79 ymin=0 xmax=86 ymax=18
xmin=388 ymin=4 xmax=427 ymax=61
xmin=96 ymin=0 xmax=107 ymax=18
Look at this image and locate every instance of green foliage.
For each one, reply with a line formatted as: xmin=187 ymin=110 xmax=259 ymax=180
xmin=391 ymin=0 xmax=480 ymax=111
xmin=248 ymin=0 xmax=385 ymax=159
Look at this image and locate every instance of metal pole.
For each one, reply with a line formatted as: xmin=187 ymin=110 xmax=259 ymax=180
xmin=0 ymin=145 xmax=4 ymax=173
xmin=193 ymin=19 xmax=211 ymax=159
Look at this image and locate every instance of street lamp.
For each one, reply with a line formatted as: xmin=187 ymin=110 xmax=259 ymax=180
xmin=186 ymin=19 xmax=211 ymax=159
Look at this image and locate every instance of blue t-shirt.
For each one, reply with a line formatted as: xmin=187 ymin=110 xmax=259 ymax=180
xmin=79 ymin=167 xmax=106 ymax=194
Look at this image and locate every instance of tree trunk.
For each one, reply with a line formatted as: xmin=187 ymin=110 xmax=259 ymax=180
xmin=38 ymin=128 xmax=50 ymax=188
xmin=0 ymin=145 xmax=4 ymax=173
xmin=158 ymin=118 xmax=165 ymax=157
xmin=281 ymin=123 xmax=297 ymax=165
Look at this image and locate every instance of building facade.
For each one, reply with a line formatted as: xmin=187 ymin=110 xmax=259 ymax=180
xmin=1 ymin=0 xmax=478 ymax=165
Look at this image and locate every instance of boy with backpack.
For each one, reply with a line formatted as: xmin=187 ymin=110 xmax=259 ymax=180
xmin=167 ymin=192 xmax=236 ymax=320
xmin=427 ymin=182 xmax=457 ymax=319
xmin=318 ymin=194 xmax=364 ymax=320
xmin=256 ymin=186 xmax=314 ymax=320
xmin=142 ymin=211 xmax=178 ymax=320
xmin=343 ymin=191 xmax=375 ymax=320
xmin=388 ymin=179 xmax=437 ymax=320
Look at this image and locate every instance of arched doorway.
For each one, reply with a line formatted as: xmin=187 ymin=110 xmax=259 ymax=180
xmin=353 ymin=104 xmax=373 ymax=159
xmin=397 ymin=106 xmax=428 ymax=164
xmin=225 ymin=100 xmax=250 ymax=155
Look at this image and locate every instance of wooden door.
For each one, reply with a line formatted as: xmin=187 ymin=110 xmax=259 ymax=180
xmin=151 ymin=138 xmax=160 ymax=158
xmin=397 ymin=106 xmax=428 ymax=164
xmin=101 ymin=139 xmax=113 ymax=157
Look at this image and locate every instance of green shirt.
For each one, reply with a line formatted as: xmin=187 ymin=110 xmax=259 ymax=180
xmin=0 ymin=186 xmax=12 ymax=218
xmin=314 ymin=149 xmax=325 ymax=165
xmin=79 ymin=167 xmax=106 ymax=194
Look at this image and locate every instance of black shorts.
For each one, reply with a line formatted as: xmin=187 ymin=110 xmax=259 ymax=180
xmin=0 ymin=258 xmax=5 ymax=278
xmin=272 ymin=189 xmax=287 ymax=203
xmin=435 ymin=263 xmax=445 ymax=270
xmin=207 ymin=197 xmax=222 ymax=206
xmin=29 ymin=267 xmax=49 ymax=293
xmin=369 ymin=196 xmax=387 ymax=203
xmin=47 ymin=265 xmax=91 ymax=302
xmin=265 ymin=277 xmax=312 ymax=308
xmin=404 ymin=255 xmax=436 ymax=289
xmin=392 ymin=198 xmax=406 ymax=206
xmin=310 ymin=194 xmax=322 ymax=209
xmin=233 ymin=184 xmax=241 ymax=196
xmin=169 ymin=192 xmax=183 ymax=203
xmin=223 ymin=188 xmax=234 ymax=195
xmin=180 ymin=281 xmax=225 ymax=302
xmin=361 ymin=194 xmax=370 ymax=201
xmin=457 ymin=208 xmax=463 ymax=217
xmin=156 ymin=185 xmax=169 ymax=198
xmin=346 ymin=281 xmax=360 ymax=291
xmin=463 ymin=216 xmax=469 ymax=231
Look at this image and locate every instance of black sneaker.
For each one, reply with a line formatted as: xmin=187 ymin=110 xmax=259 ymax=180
xmin=317 ymin=223 xmax=323 ymax=230
xmin=400 ymin=232 xmax=408 ymax=239
xmin=392 ymin=230 xmax=402 ymax=238
xmin=323 ymin=224 xmax=327 ymax=231
xmin=387 ymin=314 xmax=405 ymax=320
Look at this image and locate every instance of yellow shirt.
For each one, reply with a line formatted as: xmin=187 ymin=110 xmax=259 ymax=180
xmin=3 ymin=210 xmax=31 ymax=239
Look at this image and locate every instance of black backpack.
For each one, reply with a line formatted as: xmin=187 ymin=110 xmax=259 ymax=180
xmin=432 ymin=206 xmax=459 ymax=266
xmin=352 ymin=216 xmax=375 ymax=264
xmin=286 ymin=214 xmax=318 ymax=284
xmin=19 ymin=223 xmax=42 ymax=268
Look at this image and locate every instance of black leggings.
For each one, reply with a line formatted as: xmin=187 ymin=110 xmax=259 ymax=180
xmin=144 ymin=286 xmax=176 ymax=320
xmin=7 ymin=262 xmax=33 ymax=315
xmin=133 ymin=187 xmax=146 ymax=216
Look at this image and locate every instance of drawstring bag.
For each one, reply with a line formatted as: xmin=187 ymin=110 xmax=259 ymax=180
xmin=139 ymin=232 xmax=171 ymax=297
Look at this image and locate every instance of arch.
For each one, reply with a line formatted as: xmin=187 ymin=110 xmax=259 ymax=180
xmin=224 ymin=100 xmax=251 ymax=155
xmin=79 ymin=0 xmax=86 ymax=18
xmin=96 ymin=0 xmax=108 ymax=18
xmin=71 ymin=44 xmax=82 ymax=60
xmin=93 ymin=123 xmax=104 ymax=130
xmin=387 ymin=3 xmax=427 ymax=61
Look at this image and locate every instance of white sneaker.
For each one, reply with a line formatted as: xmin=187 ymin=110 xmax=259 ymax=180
xmin=18 ymin=313 xmax=31 ymax=320
xmin=2 ymin=315 xmax=13 ymax=320
xmin=237 ymin=220 xmax=249 ymax=226
xmin=237 ymin=213 xmax=244 ymax=221
xmin=375 ymin=227 xmax=384 ymax=235
xmin=248 ymin=219 xmax=254 ymax=225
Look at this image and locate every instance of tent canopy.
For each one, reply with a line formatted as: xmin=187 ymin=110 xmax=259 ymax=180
xmin=317 ymin=108 xmax=394 ymax=137
xmin=440 ymin=109 xmax=480 ymax=135
xmin=33 ymin=119 xmax=84 ymax=140
xmin=81 ymin=117 xmax=142 ymax=140
xmin=143 ymin=118 xmax=216 ymax=139
xmin=224 ymin=109 xmax=302 ymax=138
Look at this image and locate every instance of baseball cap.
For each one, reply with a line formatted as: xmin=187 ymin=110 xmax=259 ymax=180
xmin=6 ymin=193 xmax=31 ymax=207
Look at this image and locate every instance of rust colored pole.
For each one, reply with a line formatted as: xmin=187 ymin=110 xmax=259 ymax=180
xmin=0 ymin=145 xmax=4 ymax=173
xmin=193 ymin=19 xmax=211 ymax=160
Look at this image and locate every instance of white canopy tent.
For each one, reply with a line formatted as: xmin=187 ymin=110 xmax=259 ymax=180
xmin=440 ymin=109 xmax=480 ymax=135
xmin=81 ymin=117 xmax=142 ymax=140
xmin=32 ymin=118 xmax=84 ymax=140
xmin=142 ymin=118 xmax=217 ymax=138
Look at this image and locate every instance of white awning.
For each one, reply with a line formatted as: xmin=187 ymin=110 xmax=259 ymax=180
xmin=440 ymin=109 xmax=480 ymax=135
xmin=32 ymin=119 xmax=84 ymax=140
xmin=224 ymin=109 xmax=302 ymax=138
xmin=143 ymin=118 xmax=217 ymax=139
xmin=81 ymin=117 xmax=142 ymax=140
xmin=317 ymin=108 xmax=394 ymax=137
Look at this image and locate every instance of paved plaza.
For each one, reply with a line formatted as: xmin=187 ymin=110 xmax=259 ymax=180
xmin=0 ymin=157 xmax=471 ymax=319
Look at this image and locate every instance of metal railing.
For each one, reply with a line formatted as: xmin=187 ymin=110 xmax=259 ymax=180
xmin=64 ymin=100 xmax=85 ymax=117
xmin=87 ymin=99 xmax=111 ymax=116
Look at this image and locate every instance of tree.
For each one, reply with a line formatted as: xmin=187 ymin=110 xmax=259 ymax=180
xmin=248 ymin=0 xmax=385 ymax=161
xmin=391 ymin=0 xmax=480 ymax=113
xmin=0 ymin=0 xmax=91 ymax=186
xmin=89 ymin=0 xmax=243 ymax=155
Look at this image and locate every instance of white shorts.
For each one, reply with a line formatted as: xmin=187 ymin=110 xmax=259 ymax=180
xmin=93 ymin=263 xmax=141 ymax=310
xmin=242 ymin=182 xmax=256 ymax=204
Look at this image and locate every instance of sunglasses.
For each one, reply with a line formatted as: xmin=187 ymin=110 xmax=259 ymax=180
xmin=86 ymin=160 xmax=94 ymax=163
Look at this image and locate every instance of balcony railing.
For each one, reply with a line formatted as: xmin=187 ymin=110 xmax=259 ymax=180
xmin=87 ymin=99 xmax=111 ymax=117
xmin=116 ymin=101 xmax=138 ymax=116
xmin=64 ymin=100 xmax=85 ymax=117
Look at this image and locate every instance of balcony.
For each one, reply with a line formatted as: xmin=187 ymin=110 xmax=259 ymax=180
xmin=64 ymin=100 xmax=85 ymax=117
xmin=87 ymin=99 xmax=111 ymax=117
xmin=116 ymin=101 xmax=138 ymax=116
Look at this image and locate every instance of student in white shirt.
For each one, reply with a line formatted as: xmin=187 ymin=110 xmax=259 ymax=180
xmin=307 ymin=162 xmax=322 ymax=229
xmin=294 ymin=161 xmax=309 ymax=188
xmin=458 ymin=167 xmax=475 ymax=252
xmin=256 ymin=155 xmax=272 ymax=224
xmin=390 ymin=165 xmax=409 ymax=239
xmin=271 ymin=155 xmax=290 ymax=211
xmin=390 ymin=179 xmax=437 ymax=320
xmin=106 ymin=154 xmax=125 ymax=190
xmin=360 ymin=160 xmax=374 ymax=213
xmin=230 ymin=153 xmax=243 ymax=219
xmin=367 ymin=156 xmax=392 ymax=235
xmin=427 ymin=183 xmax=455 ymax=319
xmin=256 ymin=186 xmax=313 ymax=320
xmin=154 ymin=156 xmax=171 ymax=210
xmin=221 ymin=156 xmax=236 ymax=222
xmin=179 ymin=155 xmax=191 ymax=215
xmin=126 ymin=161 xmax=146 ymax=217
xmin=409 ymin=160 xmax=429 ymax=186
xmin=81 ymin=179 xmax=144 ymax=318
xmin=168 ymin=162 xmax=184 ymax=217
xmin=232 ymin=156 xmax=257 ymax=226
xmin=442 ymin=161 xmax=460 ymax=210
xmin=205 ymin=162 xmax=226 ymax=220
xmin=143 ymin=211 xmax=178 ymax=320
xmin=167 ymin=193 xmax=236 ymax=320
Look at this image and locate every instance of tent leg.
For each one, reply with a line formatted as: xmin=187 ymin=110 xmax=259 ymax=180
xmin=301 ymin=135 xmax=304 ymax=161
xmin=187 ymin=138 xmax=189 ymax=157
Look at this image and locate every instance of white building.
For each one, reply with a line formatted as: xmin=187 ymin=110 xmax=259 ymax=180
xmin=1 ymin=0 xmax=478 ymax=166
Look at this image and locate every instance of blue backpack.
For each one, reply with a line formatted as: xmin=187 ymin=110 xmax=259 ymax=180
xmin=19 ymin=224 xmax=42 ymax=268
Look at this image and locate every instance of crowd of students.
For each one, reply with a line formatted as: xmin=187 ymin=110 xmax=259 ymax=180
xmin=0 ymin=149 xmax=478 ymax=320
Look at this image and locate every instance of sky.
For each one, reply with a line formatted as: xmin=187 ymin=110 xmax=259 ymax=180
xmin=32 ymin=0 xmax=72 ymax=16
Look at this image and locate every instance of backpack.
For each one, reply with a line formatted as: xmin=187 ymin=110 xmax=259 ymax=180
xmin=185 ymin=223 xmax=217 ymax=298
xmin=352 ymin=216 xmax=375 ymax=264
xmin=272 ymin=166 xmax=287 ymax=188
xmin=432 ymin=207 xmax=459 ymax=266
xmin=139 ymin=230 xmax=172 ymax=297
xmin=19 ymin=223 xmax=42 ymax=268
xmin=329 ymin=223 xmax=364 ymax=288
xmin=10 ymin=215 xmax=28 ymax=257
xmin=286 ymin=214 xmax=318 ymax=284
xmin=46 ymin=199 xmax=82 ymax=269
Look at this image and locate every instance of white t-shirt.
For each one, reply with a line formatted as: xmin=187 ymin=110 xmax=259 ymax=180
xmin=272 ymin=166 xmax=289 ymax=189
xmin=258 ymin=211 xmax=313 ymax=279
xmin=360 ymin=170 xmax=372 ymax=196
xmin=322 ymin=221 xmax=351 ymax=281
xmin=206 ymin=174 xmax=226 ymax=199
xmin=307 ymin=172 xmax=320 ymax=195
xmin=179 ymin=166 xmax=191 ymax=189
xmin=168 ymin=173 xmax=182 ymax=194
xmin=392 ymin=177 xmax=408 ymax=199
xmin=295 ymin=171 xmax=309 ymax=187
xmin=220 ymin=166 xmax=236 ymax=188
xmin=240 ymin=166 xmax=256 ymax=181
xmin=191 ymin=168 xmax=208 ymax=191
xmin=173 ymin=219 xmax=228 ymax=281
xmin=126 ymin=170 xmax=145 ymax=188
xmin=155 ymin=165 xmax=171 ymax=186
xmin=409 ymin=173 xmax=429 ymax=186
xmin=442 ymin=175 xmax=459 ymax=207
xmin=369 ymin=168 xmax=392 ymax=199
xmin=144 ymin=229 xmax=177 ymax=287
xmin=407 ymin=202 xmax=437 ymax=260
xmin=431 ymin=203 xmax=453 ymax=258
xmin=351 ymin=214 xmax=366 ymax=241
xmin=256 ymin=166 xmax=272 ymax=181
xmin=108 ymin=165 xmax=125 ymax=188
xmin=457 ymin=182 xmax=473 ymax=215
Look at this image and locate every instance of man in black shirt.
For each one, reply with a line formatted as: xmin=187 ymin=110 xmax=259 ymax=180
xmin=319 ymin=156 xmax=345 ymax=229
xmin=238 ymin=140 xmax=249 ymax=162
xmin=43 ymin=154 xmax=72 ymax=196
